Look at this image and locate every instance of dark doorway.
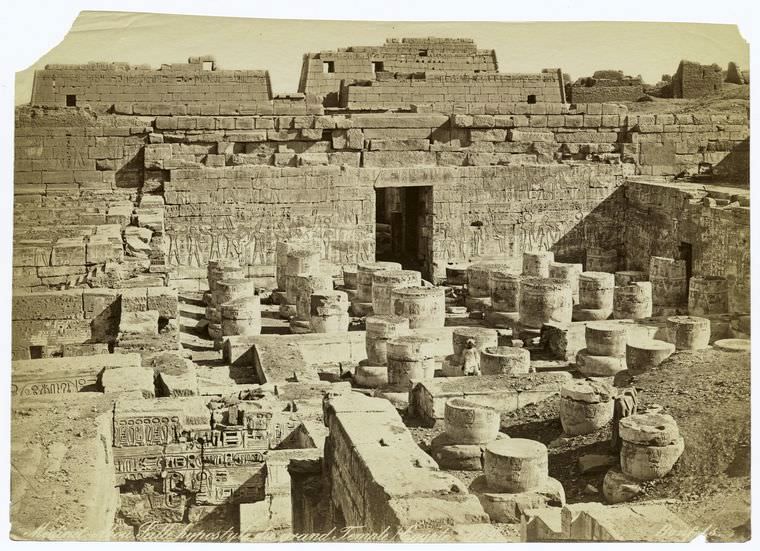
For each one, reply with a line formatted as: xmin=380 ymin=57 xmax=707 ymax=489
xmin=678 ymin=241 xmax=693 ymax=292
xmin=375 ymin=186 xmax=433 ymax=279
xmin=66 ymin=94 xmax=77 ymax=107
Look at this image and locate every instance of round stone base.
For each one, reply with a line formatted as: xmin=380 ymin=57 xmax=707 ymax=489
xmin=429 ymin=433 xmax=503 ymax=471
xmin=469 ymin=475 xmax=565 ymax=524
xmin=713 ymin=338 xmax=750 ymax=353
xmin=289 ymin=319 xmax=312 ymax=334
xmin=626 ymin=339 xmax=675 ymax=373
xmin=576 ymin=348 xmax=627 ymax=376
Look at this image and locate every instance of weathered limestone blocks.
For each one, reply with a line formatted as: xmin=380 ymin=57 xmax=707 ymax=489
xmin=342 ymin=265 xmax=358 ymax=290
xmin=522 ymin=251 xmax=555 ymax=278
xmin=365 ymin=315 xmax=410 ymax=365
xmin=602 ymin=468 xmax=643 ymax=504
xmin=688 ymin=276 xmax=729 ymax=315
xmin=480 ymin=346 xmax=531 ymax=375
xmin=625 ymin=339 xmax=675 ymax=373
xmin=221 ymin=296 xmax=262 ymax=337
xmin=559 ymin=378 xmax=614 ymax=436
xmin=666 ymin=315 xmax=710 ymax=350
xmin=649 ymin=257 xmax=687 ymax=309
xmin=614 ymin=271 xmax=647 ymax=286
xmin=151 ymin=352 xmax=199 ymax=397
xmin=120 ymin=309 xmax=160 ymax=335
xmin=586 ymin=247 xmax=618 ymax=273
xmin=519 ymin=277 xmax=573 ymax=329
xmin=619 ymin=413 xmax=684 ymax=481
xmin=387 ymin=335 xmax=437 ymax=388
xmin=574 ymin=271 xmax=614 ymax=320
xmin=549 ymin=262 xmax=582 ymax=304
xmin=471 ymin=438 xmax=565 ymax=523
xmin=391 ymin=286 xmax=446 ymax=328
xmin=101 ymin=365 xmax=156 ymax=397
xmin=613 ymin=282 xmax=653 ymax=320
xmin=309 ymin=291 xmax=349 ymax=333
xmin=489 ymin=270 xmax=521 ymax=312
xmin=353 ymin=364 xmax=389 ymax=388
xmin=372 ymin=269 xmax=421 ymax=315
xmin=279 ymin=248 xmax=323 ymax=318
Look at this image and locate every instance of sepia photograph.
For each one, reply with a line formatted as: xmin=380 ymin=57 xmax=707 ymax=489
xmin=3 ymin=1 xmax=754 ymax=544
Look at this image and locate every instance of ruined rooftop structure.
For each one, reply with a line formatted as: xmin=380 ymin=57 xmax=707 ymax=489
xmin=11 ymin=36 xmax=751 ymax=543
xmin=568 ymin=70 xmax=645 ymax=103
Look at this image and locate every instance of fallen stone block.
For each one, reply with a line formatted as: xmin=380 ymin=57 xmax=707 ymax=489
xmin=12 ymin=290 xmax=84 ymax=321
xmin=101 ymin=366 xmax=155 ymax=398
xmin=120 ymin=309 xmax=159 ymax=335
xmin=150 ymin=352 xmax=199 ymax=397
xmin=409 ymin=372 xmax=572 ymax=426
xmin=470 ymin=474 xmax=565 ymax=523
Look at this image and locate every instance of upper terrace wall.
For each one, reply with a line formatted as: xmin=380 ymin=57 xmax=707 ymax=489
xmin=298 ymin=37 xmax=498 ymax=106
xmin=672 ymin=60 xmax=724 ymax=99
xmin=13 ymin=103 xmax=749 ymax=288
xmin=30 ymin=57 xmax=272 ymax=110
xmin=341 ymin=71 xmax=564 ymax=112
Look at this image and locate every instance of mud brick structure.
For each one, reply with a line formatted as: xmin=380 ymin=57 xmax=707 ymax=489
xmin=299 ymin=37 xmax=499 ymax=106
xmin=10 ymin=33 xmax=751 ymax=543
xmin=568 ymin=71 xmax=645 ymax=103
xmin=671 ymin=60 xmax=724 ymax=98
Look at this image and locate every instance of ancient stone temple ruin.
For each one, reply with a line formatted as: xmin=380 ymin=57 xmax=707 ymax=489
xmin=11 ymin=35 xmax=750 ymax=543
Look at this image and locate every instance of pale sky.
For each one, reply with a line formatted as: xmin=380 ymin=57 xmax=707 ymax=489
xmin=15 ymin=11 xmax=750 ymax=104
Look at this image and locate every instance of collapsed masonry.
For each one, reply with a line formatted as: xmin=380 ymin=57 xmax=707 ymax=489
xmin=12 ymin=37 xmax=750 ymax=542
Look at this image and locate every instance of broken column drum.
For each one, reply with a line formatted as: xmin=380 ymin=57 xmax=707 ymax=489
xmin=626 ymin=339 xmax=675 ymax=373
xmin=480 ymin=346 xmax=530 ymax=375
xmin=522 ymin=251 xmax=555 ymax=278
xmin=207 ymin=259 xmax=245 ymax=297
xmin=391 ymin=286 xmax=446 ymax=329
xmin=386 ymin=335 xmax=437 ymax=388
xmin=444 ymin=398 xmax=501 ymax=444
xmin=467 ymin=262 xmax=514 ymax=298
xmin=446 ymin=263 xmax=469 ymax=286
xmin=221 ymin=296 xmax=262 ymax=337
xmin=276 ymin=240 xmax=313 ymax=290
xmin=559 ymin=378 xmax=614 ymax=436
xmin=688 ymin=276 xmax=729 ymax=315
xmin=613 ymin=282 xmax=653 ymax=320
xmin=549 ymin=262 xmax=582 ymax=304
xmin=666 ymin=316 xmax=711 ymax=350
xmin=484 ymin=439 xmax=549 ymax=493
xmin=619 ymin=413 xmax=684 ymax=481
xmin=489 ymin=270 xmax=521 ymax=313
xmin=291 ymin=273 xmax=334 ymax=321
xmin=365 ymin=315 xmax=410 ymax=365
xmin=586 ymin=247 xmax=618 ymax=273
xmin=355 ymin=261 xmax=403 ymax=303
xmin=371 ymin=270 xmax=422 ymax=316
xmin=518 ymin=277 xmax=573 ymax=329
xmin=578 ymin=271 xmax=615 ymax=310
xmin=649 ymin=257 xmax=687 ymax=307
xmin=213 ymin=278 xmax=255 ymax=306
xmin=342 ymin=265 xmax=358 ymax=290
xmin=586 ymin=322 xmax=628 ymax=357
xmin=309 ymin=291 xmax=349 ymax=333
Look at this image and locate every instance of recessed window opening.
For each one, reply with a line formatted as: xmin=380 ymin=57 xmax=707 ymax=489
xmin=527 ymin=94 xmax=537 ymax=104
xmin=323 ymin=61 xmax=335 ymax=74
xmin=372 ymin=61 xmax=384 ymax=73
xmin=66 ymin=94 xmax=76 ymax=107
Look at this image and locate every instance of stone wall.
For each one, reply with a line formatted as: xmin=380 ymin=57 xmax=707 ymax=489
xmin=14 ymin=103 xmax=749 ymax=287
xmin=31 ymin=57 xmax=272 ymax=111
xmin=569 ymin=74 xmax=644 ymax=103
xmin=298 ymin=37 xmax=498 ymax=106
xmin=672 ymin=61 xmax=723 ymax=98
xmin=622 ymin=180 xmax=750 ymax=313
xmin=341 ymin=71 xmax=564 ymax=111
